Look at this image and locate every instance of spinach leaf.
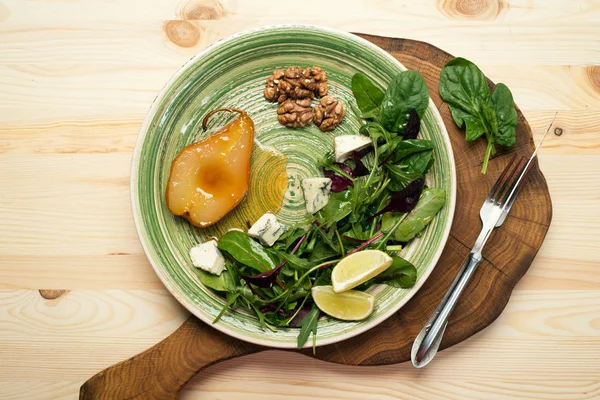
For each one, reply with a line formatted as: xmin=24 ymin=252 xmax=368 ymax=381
xmin=386 ymin=164 xmax=422 ymax=191
xmin=393 ymin=188 xmax=446 ymax=242
xmin=481 ymin=102 xmax=498 ymax=137
xmin=381 ymin=211 xmax=402 ymax=231
xmin=195 ymin=269 xmax=235 ymax=292
xmin=375 ymin=256 xmax=417 ymax=288
xmin=491 ymin=83 xmax=518 ymax=147
xmin=439 ymin=57 xmax=490 ymax=143
xmin=297 ymin=304 xmax=320 ymax=351
xmin=403 ymin=150 xmax=434 ymax=175
xmin=351 ymin=72 xmax=385 ymax=119
xmin=318 ymin=190 xmax=352 ymax=225
xmin=380 ymin=70 xmax=430 ymax=133
xmin=439 ymin=57 xmax=517 ymax=174
xmin=218 ymin=230 xmax=276 ymax=273
xmin=392 ymin=139 xmax=434 ymax=162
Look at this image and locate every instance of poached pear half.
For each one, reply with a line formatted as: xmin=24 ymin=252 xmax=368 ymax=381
xmin=166 ymin=108 xmax=254 ymax=227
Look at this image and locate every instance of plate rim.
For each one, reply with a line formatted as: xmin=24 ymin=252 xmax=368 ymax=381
xmin=130 ymin=23 xmax=457 ymax=348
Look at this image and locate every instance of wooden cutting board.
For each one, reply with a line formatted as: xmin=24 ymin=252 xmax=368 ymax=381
xmin=79 ymin=34 xmax=552 ymax=400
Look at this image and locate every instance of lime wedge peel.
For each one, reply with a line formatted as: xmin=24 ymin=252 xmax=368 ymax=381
xmin=312 ymin=285 xmax=375 ymax=321
xmin=331 ymin=250 xmax=393 ymax=293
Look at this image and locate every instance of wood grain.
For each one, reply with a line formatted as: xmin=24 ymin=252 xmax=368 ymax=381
xmin=1 ymin=1 xmax=599 ymax=399
xmin=75 ymin=35 xmax=555 ymax=398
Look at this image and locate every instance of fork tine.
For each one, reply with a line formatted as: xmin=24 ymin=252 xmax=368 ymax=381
xmin=487 ymin=154 xmax=518 ymax=201
xmin=495 ymin=157 xmax=526 ymax=203
xmin=492 ymin=157 xmax=523 ymax=204
xmin=501 ymin=157 xmax=531 ymax=207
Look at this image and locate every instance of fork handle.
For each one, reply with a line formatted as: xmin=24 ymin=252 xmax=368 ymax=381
xmin=411 ymin=252 xmax=483 ymax=368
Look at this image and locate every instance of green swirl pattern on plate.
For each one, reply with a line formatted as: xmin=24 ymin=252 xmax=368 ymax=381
xmin=131 ymin=25 xmax=456 ymax=348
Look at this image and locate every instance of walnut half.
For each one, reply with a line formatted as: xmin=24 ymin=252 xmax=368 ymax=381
xmin=264 ymin=69 xmax=284 ymax=102
xmin=277 ymin=98 xmax=313 ymax=128
xmin=313 ymin=95 xmax=345 ymax=131
xmin=264 ymin=66 xmax=328 ymax=103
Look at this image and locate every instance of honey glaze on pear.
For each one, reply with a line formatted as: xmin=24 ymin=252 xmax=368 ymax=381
xmin=166 ymin=108 xmax=255 ymax=227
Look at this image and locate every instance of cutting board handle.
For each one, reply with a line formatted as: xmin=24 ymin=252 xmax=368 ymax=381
xmin=79 ymin=316 xmax=260 ymax=400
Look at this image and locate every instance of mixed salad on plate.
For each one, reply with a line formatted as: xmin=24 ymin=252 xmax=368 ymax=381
xmin=165 ymin=58 xmax=516 ymax=350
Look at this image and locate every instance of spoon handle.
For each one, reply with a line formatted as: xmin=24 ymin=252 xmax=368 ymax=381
xmin=411 ymin=252 xmax=482 ymax=368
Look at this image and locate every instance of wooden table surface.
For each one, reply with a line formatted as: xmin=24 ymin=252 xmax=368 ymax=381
xmin=1 ymin=1 xmax=599 ymax=399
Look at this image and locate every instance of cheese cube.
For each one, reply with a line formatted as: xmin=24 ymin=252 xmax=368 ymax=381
xmin=248 ymin=212 xmax=286 ymax=247
xmin=189 ymin=240 xmax=226 ymax=276
xmin=302 ymin=178 xmax=332 ymax=214
xmin=334 ymin=135 xmax=372 ymax=162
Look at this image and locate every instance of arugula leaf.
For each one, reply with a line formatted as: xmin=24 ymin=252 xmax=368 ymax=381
xmin=213 ymin=293 xmax=240 ymax=323
xmin=237 ymin=285 xmax=260 ymax=305
xmin=351 ymin=72 xmax=385 ymax=119
xmin=250 ymin=304 xmax=277 ymax=332
xmin=343 ymin=222 xmax=371 ymax=241
xmin=491 ymin=83 xmax=518 ymax=147
xmin=375 ymin=256 xmax=417 ymax=288
xmin=195 ymin=269 xmax=235 ymax=292
xmin=277 ymin=226 xmax=308 ymax=251
xmin=380 ymin=70 xmax=430 ymax=133
xmin=393 ymin=188 xmax=446 ymax=242
xmin=297 ymin=304 xmax=320 ymax=352
xmin=276 ymin=251 xmax=313 ymax=271
xmin=308 ymin=241 xmax=339 ymax=263
xmin=218 ymin=230 xmax=276 ymax=273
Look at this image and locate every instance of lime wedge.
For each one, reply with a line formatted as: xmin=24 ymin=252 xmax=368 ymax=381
xmin=312 ymin=285 xmax=375 ymax=321
xmin=331 ymin=250 xmax=393 ymax=293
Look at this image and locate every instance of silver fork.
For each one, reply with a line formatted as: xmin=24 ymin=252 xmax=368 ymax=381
xmin=411 ymin=113 xmax=557 ymax=368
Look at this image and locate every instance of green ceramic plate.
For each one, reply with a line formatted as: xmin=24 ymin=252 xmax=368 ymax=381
xmin=131 ymin=25 xmax=456 ymax=348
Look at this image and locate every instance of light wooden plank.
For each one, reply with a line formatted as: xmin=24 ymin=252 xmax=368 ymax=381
xmin=182 ymin=379 xmax=600 ymax=400
xmin=1 ymin=379 xmax=598 ymax=400
xmin=2 ymin=334 xmax=597 ymax=381
xmin=1 ymin=0 xmax=599 ymax=67
xmin=528 ymin=110 xmax=600 ymax=155
xmin=0 ymin=382 xmax=81 ymax=400
xmin=0 ymin=335 xmax=598 ymax=381
xmin=0 ymin=290 xmax=187 ymax=338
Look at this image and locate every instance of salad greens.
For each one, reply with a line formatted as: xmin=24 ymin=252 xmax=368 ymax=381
xmin=380 ymin=70 xmax=430 ymax=133
xmin=197 ymin=70 xmax=447 ymax=351
xmin=439 ymin=57 xmax=517 ymax=174
xmin=351 ymin=72 xmax=385 ymax=119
